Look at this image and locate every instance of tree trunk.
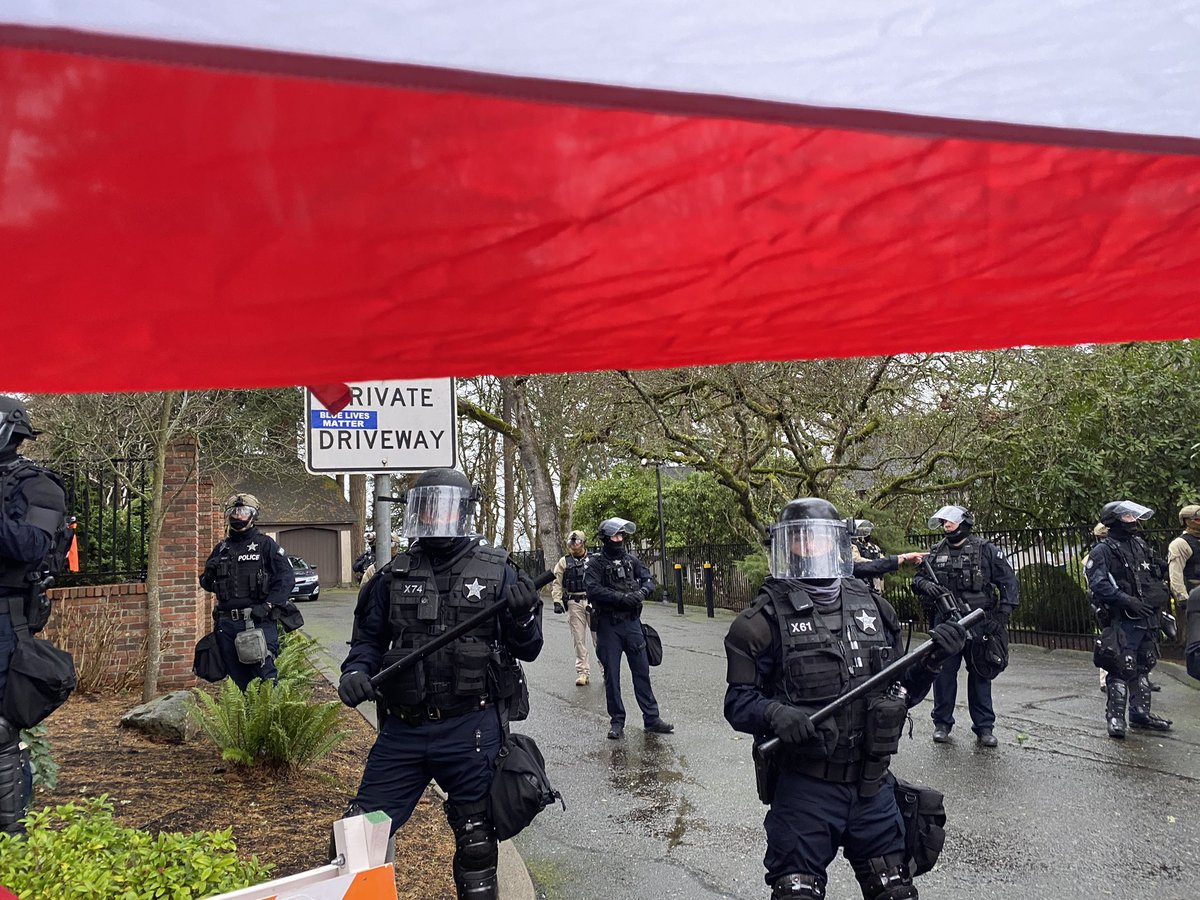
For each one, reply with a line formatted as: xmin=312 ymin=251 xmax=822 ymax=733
xmin=349 ymin=473 xmax=367 ymax=566
xmin=501 ymin=377 xmax=516 ymax=552
xmin=510 ymin=378 xmax=561 ymax=568
xmin=142 ymin=391 xmax=176 ymax=701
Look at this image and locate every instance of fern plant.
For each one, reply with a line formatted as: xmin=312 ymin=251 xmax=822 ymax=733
xmin=190 ymin=632 xmax=347 ymax=770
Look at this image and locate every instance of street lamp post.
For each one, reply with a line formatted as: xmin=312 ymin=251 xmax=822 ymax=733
xmin=641 ymin=458 xmax=670 ymax=604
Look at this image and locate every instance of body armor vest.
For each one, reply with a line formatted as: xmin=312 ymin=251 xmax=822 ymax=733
xmin=927 ymin=535 xmax=990 ymax=608
xmin=1101 ymin=535 xmax=1168 ymax=606
xmin=763 ymin=578 xmax=898 ymax=783
xmin=383 ymin=542 xmax=509 ymax=713
xmin=0 ymin=460 xmax=70 ymax=593
xmin=853 ymin=538 xmax=882 ymax=561
xmin=1181 ymin=533 xmax=1200 ymax=590
xmin=211 ymin=533 xmax=269 ymax=609
xmin=562 ymin=555 xmax=587 ymax=594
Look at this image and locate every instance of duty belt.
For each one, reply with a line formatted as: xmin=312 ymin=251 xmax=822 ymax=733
xmin=390 ymin=698 xmax=492 ymax=725
xmin=567 ymin=592 xmax=588 ymax=600
xmin=216 ymin=607 xmax=256 ymax=621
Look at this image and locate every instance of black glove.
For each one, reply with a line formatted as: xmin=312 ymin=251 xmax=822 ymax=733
xmin=1124 ymin=598 xmax=1157 ymax=619
xmin=767 ymin=703 xmax=818 ymax=746
xmin=338 ymin=671 xmax=376 ymax=707
xmin=506 ymin=573 xmax=540 ymax=617
xmin=251 ymin=603 xmax=271 ymax=621
xmin=621 ymin=592 xmax=644 ymax=610
xmin=553 ymin=601 xmax=565 ymax=615
xmin=989 ymin=608 xmax=1011 ymax=626
xmin=928 ymin=621 xmax=968 ymax=663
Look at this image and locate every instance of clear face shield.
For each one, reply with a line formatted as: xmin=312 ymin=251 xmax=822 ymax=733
xmin=927 ymin=505 xmax=967 ymax=530
xmin=227 ymin=504 xmax=257 ymax=529
xmin=769 ymin=519 xmax=854 ymax=579
xmin=1111 ymin=501 xmax=1154 ymax=523
xmin=403 ymin=485 xmax=476 ymax=538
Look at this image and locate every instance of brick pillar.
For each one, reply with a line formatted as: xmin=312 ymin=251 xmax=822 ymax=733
xmin=156 ymin=440 xmax=206 ymax=690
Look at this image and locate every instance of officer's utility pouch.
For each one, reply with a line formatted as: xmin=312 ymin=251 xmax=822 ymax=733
xmin=1093 ymin=624 xmax=1125 ymax=674
xmin=233 ymin=626 xmax=269 ymax=665
xmin=863 ymin=694 xmax=908 ymax=758
xmin=453 ymin=638 xmax=491 ymax=696
xmin=272 ymin=599 xmax=305 ymax=634
xmin=893 ymin=776 xmax=947 ymax=877
xmin=752 ymin=739 xmax=780 ymax=805
xmin=381 ymin=646 xmax=426 ymax=707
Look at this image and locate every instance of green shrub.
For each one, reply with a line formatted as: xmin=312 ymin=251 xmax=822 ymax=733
xmin=191 ymin=675 xmax=346 ymax=770
xmin=734 ymin=550 xmax=770 ymax=585
xmin=21 ymin=724 xmax=59 ymax=794
xmin=274 ymin=630 xmax=323 ymax=689
xmin=0 ymin=796 xmax=272 ymax=899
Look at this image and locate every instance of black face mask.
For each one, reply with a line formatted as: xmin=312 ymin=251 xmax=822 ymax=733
xmin=946 ymin=523 xmax=971 ymax=544
xmin=601 ymin=539 xmax=627 ymax=559
xmin=1108 ymin=520 xmax=1139 ymax=538
xmin=228 ymin=518 xmax=253 ymax=533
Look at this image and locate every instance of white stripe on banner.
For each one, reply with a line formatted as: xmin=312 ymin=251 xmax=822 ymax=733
xmin=5 ymin=0 xmax=1200 ymax=139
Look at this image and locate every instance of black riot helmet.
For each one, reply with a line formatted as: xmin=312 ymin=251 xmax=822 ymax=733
xmin=403 ymin=468 xmax=481 ymax=540
xmin=769 ymin=498 xmax=853 ymax=579
xmin=1099 ymin=500 xmax=1153 ymax=528
xmin=597 ymin=517 xmax=636 ymax=540
xmin=0 ymin=396 xmax=39 ymax=450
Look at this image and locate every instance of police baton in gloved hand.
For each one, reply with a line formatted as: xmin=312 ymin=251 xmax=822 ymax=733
xmin=756 ymin=571 xmax=983 ymax=755
xmin=369 ymin=569 xmax=555 ymax=689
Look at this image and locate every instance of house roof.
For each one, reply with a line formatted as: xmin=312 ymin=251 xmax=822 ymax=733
xmin=214 ymin=466 xmax=354 ymax=526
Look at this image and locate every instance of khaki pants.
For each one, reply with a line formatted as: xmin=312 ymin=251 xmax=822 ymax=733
xmin=567 ymin=598 xmax=598 ymax=676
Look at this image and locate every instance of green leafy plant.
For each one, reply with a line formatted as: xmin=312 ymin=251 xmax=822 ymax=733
xmin=0 ymin=796 xmax=272 ymax=899
xmin=190 ymin=633 xmax=346 ymax=770
xmin=21 ymin=724 xmax=59 ymax=794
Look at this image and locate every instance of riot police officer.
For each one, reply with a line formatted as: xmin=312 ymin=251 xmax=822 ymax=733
xmin=584 ymin=517 xmax=673 ymax=740
xmin=911 ymin=505 xmax=1018 ymax=747
xmin=199 ymin=493 xmax=295 ymax=690
xmin=352 ymin=531 xmax=376 ymax=585
xmin=1086 ymin=500 xmax=1172 ymax=738
xmin=336 ymin=468 xmax=543 ymax=900
xmin=724 ymin=498 xmax=967 ymax=899
xmin=0 ymin=396 xmax=68 ymax=834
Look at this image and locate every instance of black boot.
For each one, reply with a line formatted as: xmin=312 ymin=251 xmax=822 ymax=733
xmin=1105 ymin=678 xmax=1128 ymax=739
xmin=1129 ymin=675 xmax=1172 ymax=731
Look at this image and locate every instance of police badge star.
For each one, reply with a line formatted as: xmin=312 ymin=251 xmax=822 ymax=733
xmin=854 ymin=610 xmax=878 ymax=634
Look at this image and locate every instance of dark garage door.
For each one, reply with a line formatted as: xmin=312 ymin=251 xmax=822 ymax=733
xmin=276 ymin=527 xmax=340 ymax=586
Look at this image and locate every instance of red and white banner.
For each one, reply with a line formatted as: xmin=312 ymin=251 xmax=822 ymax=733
xmin=3 ymin=2 xmax=1199 ymax=393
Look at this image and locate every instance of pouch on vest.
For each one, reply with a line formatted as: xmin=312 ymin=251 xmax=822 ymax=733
xmin=233 ymin=626 xmax=269 ymax=665
xmin=863 ymin=693 xmax=908 ymax=758
xmin=506 ymin=661 xmax=530 ymax=723
xmin=272 ymin=600 xmax=305 ymax=634
xmin=752 ymin=739 xmax=780 ymax=805
xmin=1093 ymin=625 xmax=1126 ymax=674
xmin=488 ymin=732 xmax=565 ymax=841
xmin=380 ymin=646 xmax=426 ymax=707
xmin=642 ymin=623 xmax=663 ymax=666
xmin=965 ymin=619 xmax=1009 ymax=680
xmin=893 ymin=775 xmax=947 ymax=877
xmin=2 ymin=638 xmax=77 ymax=729
xmin=452 ymin=638 xmax=491 ymax=696
xmin=192 ymin=631 xmax=228 ymax=683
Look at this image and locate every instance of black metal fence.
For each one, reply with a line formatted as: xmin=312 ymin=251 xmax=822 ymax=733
xmin=57 ymin=459 xmax=150 ymax=585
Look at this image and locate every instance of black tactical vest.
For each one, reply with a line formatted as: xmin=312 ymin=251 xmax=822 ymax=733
xmin=763 ymin=578 xmax=896 ymax=777
xmin=0 ymin=459 xmax=70 ymax=593
xmin=1101 ymin=535 xmax=1168 ymax=605
xmin=211 ymin=532 xmax=270 ymax=609
xmin=927 ymin=535 xmax=990 ymax=608
xmin=1181 ymin=533 xmax=1200 ymax=590
xmin=562 ymin=554 xmax=587 ymax=594
xmin=854 ymin=538 xmax=882 ymax=561
xmin=384 ymin=542 xmax=509 ymax=712
xmin=598 ymin=553 xmax=640 ymax=593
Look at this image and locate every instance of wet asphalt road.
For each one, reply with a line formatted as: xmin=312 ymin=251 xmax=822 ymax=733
xmin=301 ymin=590 xmax=1200 ymax=900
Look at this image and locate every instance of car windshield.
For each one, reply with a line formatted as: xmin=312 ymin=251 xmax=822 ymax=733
xmin=288 ymin=556 xmax=310 ymax=570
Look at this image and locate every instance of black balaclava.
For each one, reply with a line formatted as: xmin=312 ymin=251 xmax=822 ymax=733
xmin=601 ymin=537 xmax=627 ymax=559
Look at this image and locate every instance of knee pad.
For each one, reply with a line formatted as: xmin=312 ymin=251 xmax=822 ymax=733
xmin=444 ymin=799 xmax=497 ymax=872
xmin=0 ymin=738 xmax=27 ymax=834
xmin=771 ymin=873 xmax=827 ymax=898
xmin=853 ymin=853 xmax=918 ymax=900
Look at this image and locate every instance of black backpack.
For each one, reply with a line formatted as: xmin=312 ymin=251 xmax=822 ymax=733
xmin=488 ymin=732 xmax=564 ymax=841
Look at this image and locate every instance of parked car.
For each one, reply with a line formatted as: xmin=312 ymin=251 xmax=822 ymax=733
xmin=289 ymin=555 xmax=321 ymax=601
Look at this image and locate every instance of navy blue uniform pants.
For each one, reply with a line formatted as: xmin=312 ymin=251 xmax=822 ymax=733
xmin=595 ymin=614 xmax=660 ymax=727
xmin=353 ymin=707 xmax=503 ymax=835
xmin=931 ymin=644 xmax=995 ymax=735
xmin=764 ymin=770 xmax=906 ymax=885
xmin=0 ymin=611 xmax=34 ymax=812
xmin=215 ymin=616 xmax=280 ymax=690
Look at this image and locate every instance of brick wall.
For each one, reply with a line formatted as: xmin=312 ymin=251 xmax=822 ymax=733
xmin=48 ymin=440 xmax=214 ymax=693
